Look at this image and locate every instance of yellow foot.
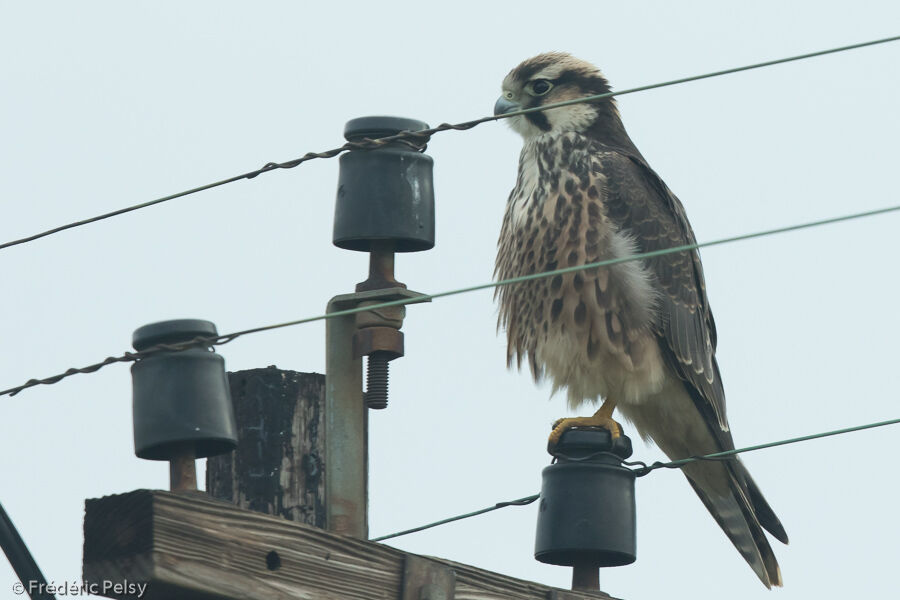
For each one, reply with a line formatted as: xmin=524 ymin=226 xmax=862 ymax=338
xmin=548 ymin=413 xmax=622 ymax=447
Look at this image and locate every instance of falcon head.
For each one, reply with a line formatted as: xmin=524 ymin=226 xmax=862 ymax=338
xmin=495 ymin=52 xmax=620 ymax=140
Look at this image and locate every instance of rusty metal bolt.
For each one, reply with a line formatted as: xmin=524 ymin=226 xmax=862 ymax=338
xmin=352 ymin=301 xmax=406 ymax=410
xmin=353 ymin=327 xmax=404 ymax=410
xmin=365 ymin=352 xmax=391 ymax=409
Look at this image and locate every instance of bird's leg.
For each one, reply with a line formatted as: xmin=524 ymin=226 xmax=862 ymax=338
xmin=548 ymin=398 xmax=621 ymax=446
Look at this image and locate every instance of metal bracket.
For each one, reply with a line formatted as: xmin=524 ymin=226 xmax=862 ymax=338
xmin=324 ymin=287 xmax=430 ymax=538
xmin=401 ymin=555 xmax=456 ymax=600
xmin=329 ymin=287 xmax=431 ymax=312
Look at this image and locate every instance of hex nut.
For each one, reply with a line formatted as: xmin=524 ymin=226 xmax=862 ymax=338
xmin=352 ymin=326 xmax=404 ymax=360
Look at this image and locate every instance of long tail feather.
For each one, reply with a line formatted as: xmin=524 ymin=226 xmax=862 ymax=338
xmin=619 ymin=381 xmax=788 ymax=587
xmin=684 ymin=460 xmax=784 ymax=588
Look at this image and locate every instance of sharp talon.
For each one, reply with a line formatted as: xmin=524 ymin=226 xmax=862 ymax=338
xmin=547 ymin=414 xmax=623 ymax=447
xmin=608 ymin=420 xmax=622 ymax=438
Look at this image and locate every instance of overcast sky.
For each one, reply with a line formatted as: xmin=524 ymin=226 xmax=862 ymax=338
xmin=2 ymin=2 xmax=899 ymax=599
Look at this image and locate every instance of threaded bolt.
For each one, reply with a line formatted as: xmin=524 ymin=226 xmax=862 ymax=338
xmin=365 ymin=352 xmax=390 ymax=409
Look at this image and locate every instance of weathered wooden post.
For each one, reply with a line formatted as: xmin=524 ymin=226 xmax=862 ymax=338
xmin=206 ymin=367 xmax=326 ymax=526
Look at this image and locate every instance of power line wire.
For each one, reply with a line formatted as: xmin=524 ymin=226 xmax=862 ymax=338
xmin=0 ymin=171 xmax=263 ymax=252
xmin=625 ymin=415 xmax=900 ymax=475
xmin=2 ymin=201 xmax=900 ymax=398
xmin=0 ymin=500 xmax=56 ymax=600
xmin=370 ymin=494 xmax=541 ymax=543
xmin=370 ymin=416 xmax=900 ymax=543
xmin=2 ymin=34 xmax=898 ymax=253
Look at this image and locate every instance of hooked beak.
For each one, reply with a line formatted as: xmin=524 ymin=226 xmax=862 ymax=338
xmin=494 ymin=95 xmax=521 ymax=116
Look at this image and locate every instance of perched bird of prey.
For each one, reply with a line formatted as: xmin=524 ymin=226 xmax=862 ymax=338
xmin=494 ymin=52 xmax=788 ymax=587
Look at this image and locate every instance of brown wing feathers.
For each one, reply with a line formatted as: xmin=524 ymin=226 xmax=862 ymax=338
xmin=600 ymin=147 xmax=788 ymax=586
xmin=603 ymin=151 xmax=729 ymax=432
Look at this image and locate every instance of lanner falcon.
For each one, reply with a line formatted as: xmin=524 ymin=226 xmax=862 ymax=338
xmin=493 ymin=53 xmax=788 ymax=587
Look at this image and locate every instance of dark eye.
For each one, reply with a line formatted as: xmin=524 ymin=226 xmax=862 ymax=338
xmin=531 ymin=79 xmax=553 ymax=95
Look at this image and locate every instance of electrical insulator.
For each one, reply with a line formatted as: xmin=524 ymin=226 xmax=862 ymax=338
xmin=535 ymin=428 xmax=637 ymax=572
xmin=333 ymin=115 xmax=435 ymax=255
xmin=131 ymin=319 xmax=237 ymax=461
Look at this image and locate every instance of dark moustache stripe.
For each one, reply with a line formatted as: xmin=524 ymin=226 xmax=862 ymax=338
xmin=526 ymin=110 xmax=552 ymax=131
